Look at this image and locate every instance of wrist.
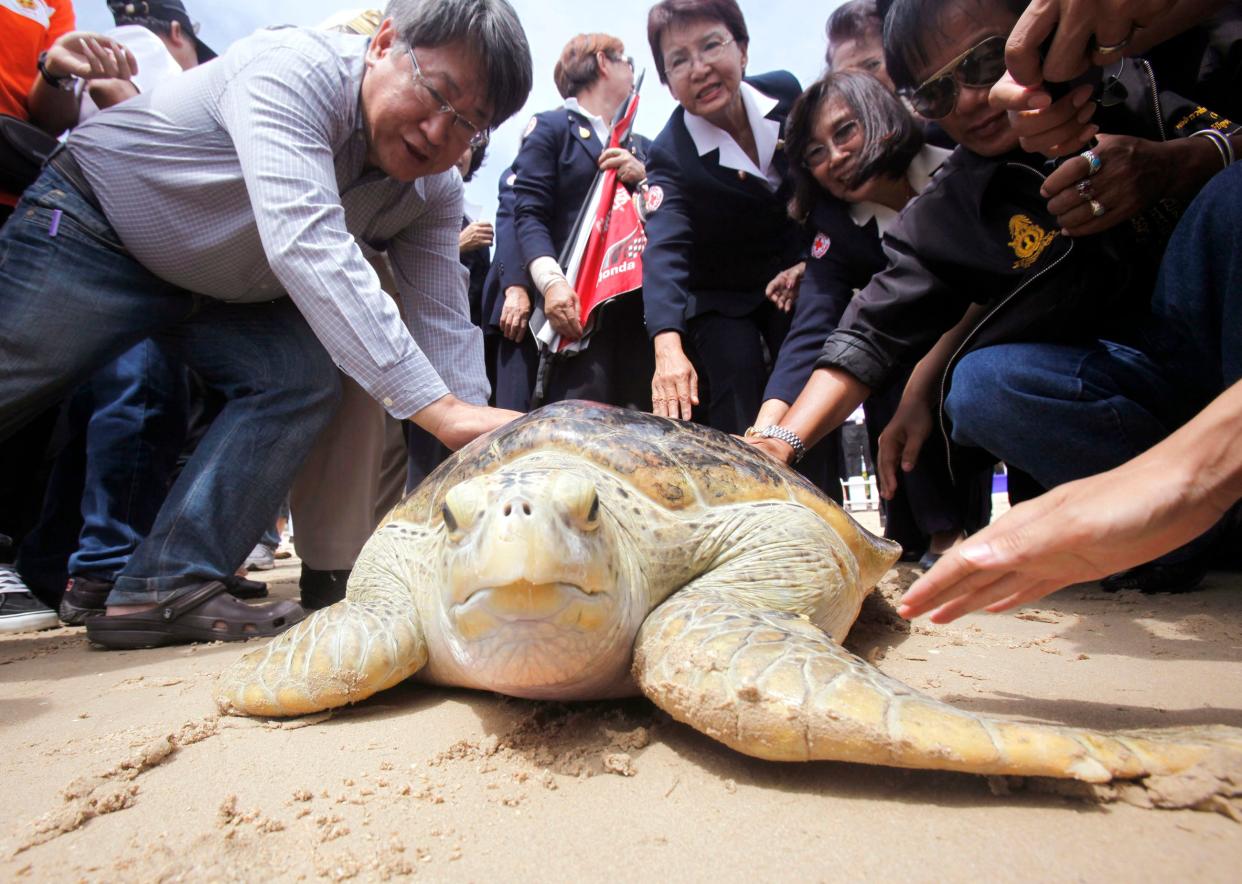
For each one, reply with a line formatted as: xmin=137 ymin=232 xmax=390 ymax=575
xmin=745 ymin=425 xmax=806 ymax=463
xmin=37 ymin=51 xmax=77 ymax=91
xmin=653 ymin=330 xmax=684 ymax=356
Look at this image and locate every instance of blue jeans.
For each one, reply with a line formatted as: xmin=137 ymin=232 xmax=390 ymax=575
xmin=0 ymin=167 xmax=340 ymax=603
xmin=17 ymin=339 xmax=188 ymax=595
xmin=945 ymin=340 xmax=1187 ymax=490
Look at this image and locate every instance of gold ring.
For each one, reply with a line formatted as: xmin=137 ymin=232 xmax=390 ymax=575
xmin=1089 ymin=199 xmax=1106 ymax=217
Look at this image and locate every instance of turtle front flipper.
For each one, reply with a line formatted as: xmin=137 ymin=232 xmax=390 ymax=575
xmin=634 ymin=586 xmax=1242 ymax=792
xmin=215 ymin=529 xmax=429 ymax=717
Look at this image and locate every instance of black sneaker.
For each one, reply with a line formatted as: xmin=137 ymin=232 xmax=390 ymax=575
xmin=0 ymin=564 xmax=60 ymax=634
xmin=60 ymin=575 xmax=114 ymax=625
xmin=299 ymin=567 xmax=351 ymax=610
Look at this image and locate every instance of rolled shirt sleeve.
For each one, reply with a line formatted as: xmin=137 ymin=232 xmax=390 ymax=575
xmin=215 ymin=44 xmax=454 ymax=419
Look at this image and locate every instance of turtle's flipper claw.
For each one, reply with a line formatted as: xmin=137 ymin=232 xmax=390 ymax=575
xmin=214 ymin=600 xmax=427 ymax=717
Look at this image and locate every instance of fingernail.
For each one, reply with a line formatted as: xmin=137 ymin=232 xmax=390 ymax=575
xmin=1076 ymin=105 xmax=1096 ymax=123
xmin=896 ymin=605 xmax=913 ymax=619
xmin=1027 ymin=91 xmax=1051 ymax=109
xmin=957 ymin=542 xmax=997 ymax=566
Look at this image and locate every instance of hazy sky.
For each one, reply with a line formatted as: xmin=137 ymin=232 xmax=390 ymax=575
xmin=73 ymin=0 xmax=844 ymax=218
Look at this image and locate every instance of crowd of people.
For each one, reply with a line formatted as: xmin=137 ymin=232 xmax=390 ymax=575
xmin=0 ymin=0 xmax=1239 ymax=648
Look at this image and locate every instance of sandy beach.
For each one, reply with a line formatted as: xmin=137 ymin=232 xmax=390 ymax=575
xmin=3 ymin=530 xmax=1240 ymax=881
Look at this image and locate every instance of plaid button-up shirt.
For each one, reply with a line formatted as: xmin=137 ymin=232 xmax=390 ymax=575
xmin=66 ymin=26 xmax=488 ymax=418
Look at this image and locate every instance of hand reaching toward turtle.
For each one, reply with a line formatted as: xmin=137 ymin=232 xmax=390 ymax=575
xmin=899 ymin=381 xmax=1242 ymax=624
xmin=411 ymin=395 xmax=520 ymax=450
xmin=651 ymin=331 xmax=699 ymax=420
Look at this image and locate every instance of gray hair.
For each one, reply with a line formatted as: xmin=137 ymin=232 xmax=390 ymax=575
xmin=384 ymin=0 xmax=533 ymax=127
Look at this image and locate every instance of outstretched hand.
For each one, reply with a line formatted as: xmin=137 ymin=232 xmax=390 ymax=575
xmin=897 ymin=450 xmax=1229 ymax=624
xmin=46 ymin=31 xmax=139 ymax=83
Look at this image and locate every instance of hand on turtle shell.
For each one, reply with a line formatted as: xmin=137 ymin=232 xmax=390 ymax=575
xmin=651 ymin=331 xmax=699 ymax=421
xmin=412 ymin=396 xmax=521 ymax=450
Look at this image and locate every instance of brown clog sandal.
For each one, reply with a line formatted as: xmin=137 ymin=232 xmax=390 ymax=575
xmin=85 ymin=581 xmax=304 ymax=650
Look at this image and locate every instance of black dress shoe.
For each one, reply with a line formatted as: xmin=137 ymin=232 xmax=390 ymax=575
xmin=222 ymin=574 xmax=270 ymax=600
xmin=299 ymin=566 xmax=351 ymax=610
xmin=1100 ymin=560 xmax=1208 ymax=594
xmin=60 ymin=575 xmax=114 ymax=624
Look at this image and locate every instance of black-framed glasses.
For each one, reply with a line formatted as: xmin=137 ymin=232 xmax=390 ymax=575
xmin=406 ymin=46 xmax=490 ymax=148
xmin=664 ymin=36 xmax=735 ymax=81
xmin=902 ymin=35 xmax=1007 ymax=120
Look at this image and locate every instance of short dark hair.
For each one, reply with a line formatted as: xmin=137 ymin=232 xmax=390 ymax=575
xmin=825 ymin=0 xmax=882 ymax=68
xmin=784 ymin=70 xmax=924 ymax=221
xmin=883 ymin=0 xmax=1025 ymax=93
xmin=386 ymin=0 xmax=533 ymax=127
xmin=553 ymin=33 xmax=626 ymax=99
xmin=110 ymin=13 xmax=173 ymax=38
xmin=646 ymin=0 xmax=749 ymax=85
xmin=463 ymin=142 xmax=486 ymax=180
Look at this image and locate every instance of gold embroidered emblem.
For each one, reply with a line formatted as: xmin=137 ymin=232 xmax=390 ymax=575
xmin=1007 ymin=214 xmax=1058 ymax=270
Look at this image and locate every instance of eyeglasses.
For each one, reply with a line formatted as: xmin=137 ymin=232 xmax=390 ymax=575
xmin=902 ymin=35 xmax=1007 ymax=120
xmin=664 ymin=36 xmax=735 ymax=82
xmin=406 ymin=46 xmax=490 ymax=148
xmin=802 ymin=114 xmax=862 ymax=168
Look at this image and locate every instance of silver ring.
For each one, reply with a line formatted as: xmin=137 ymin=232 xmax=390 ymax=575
xmin=1081 ymin=149 xmax=1102 ymax=176
xmin=1088 ymin=199 xmax=1106 ymax=217
xmin=1076 ymin=178 xmax=1094 ymax=200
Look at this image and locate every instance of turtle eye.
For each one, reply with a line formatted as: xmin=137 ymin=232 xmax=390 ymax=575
xmin=443 ymin=479 xmax=485 ymax=538
xmin=586 ymin=493 xmax=600 ymax=524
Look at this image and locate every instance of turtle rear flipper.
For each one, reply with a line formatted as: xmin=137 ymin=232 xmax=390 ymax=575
xmin=634 ymin=585 xmax=1242 ymax=794
xmin=215 ymin=532 xmax=428 ymax=717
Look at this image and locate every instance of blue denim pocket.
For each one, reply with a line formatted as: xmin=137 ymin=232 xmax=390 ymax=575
xmin=18 ymin=168 xmax=126 ymax=253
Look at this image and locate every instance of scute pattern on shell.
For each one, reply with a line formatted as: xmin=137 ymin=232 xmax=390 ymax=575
xmin=388 ymin=401 xmax=831 ymax=523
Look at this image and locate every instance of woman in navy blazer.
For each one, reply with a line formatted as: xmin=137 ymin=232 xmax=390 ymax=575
xmin=641 ymin=0 xmax=813 ymax=436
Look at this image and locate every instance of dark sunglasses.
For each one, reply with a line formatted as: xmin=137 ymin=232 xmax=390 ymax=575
xmin=903 ymin=35 xmax=1007 ymax=120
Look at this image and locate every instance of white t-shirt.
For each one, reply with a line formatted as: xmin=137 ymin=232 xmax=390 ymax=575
xmin=76 ymin=24 xmax=184 ymax=124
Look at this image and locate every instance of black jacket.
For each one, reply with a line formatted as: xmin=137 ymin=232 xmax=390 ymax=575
xmin=816 ymin=56 xmax=1241 ymax=392
xmin=641 ymin=71 xmax=807 ymax=337
xmin=511 ymin=105 xmax=650 ymax=270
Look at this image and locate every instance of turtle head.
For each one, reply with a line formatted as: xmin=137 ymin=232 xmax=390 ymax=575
xmin=435 ymin=466 xmax=640 ymax=697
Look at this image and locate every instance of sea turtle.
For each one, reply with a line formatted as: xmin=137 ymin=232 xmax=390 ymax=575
xmin=216 ymin=401 xmax=1241 ymax=795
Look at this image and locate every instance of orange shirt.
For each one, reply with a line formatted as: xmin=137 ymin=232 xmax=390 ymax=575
xmin=1 ymin=0 xmax=76 ymax=204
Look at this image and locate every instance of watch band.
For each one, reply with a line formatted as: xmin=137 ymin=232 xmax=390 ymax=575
xmin=37 ymin=51 xmax=77 ymax=91
xmin=754 ymin=425 xmax=806 ymax=463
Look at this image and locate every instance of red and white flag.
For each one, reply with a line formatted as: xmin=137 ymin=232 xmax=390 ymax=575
xmin=534 ymin=76 xmax=647 ymax=354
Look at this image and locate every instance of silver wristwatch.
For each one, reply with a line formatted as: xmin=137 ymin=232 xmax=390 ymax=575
xmin=753 ymin=425 xmax=806 ymax=463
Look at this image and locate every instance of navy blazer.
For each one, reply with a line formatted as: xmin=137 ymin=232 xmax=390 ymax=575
xmin=763 ymin=198 xmax=884 ymax=405
xmin=480 ymin=163 xmax=525 ymax=333
xmin=511 ymin=106 xmax=650 ymax=269
xmin=641 ymin=71 xmax=808 ymax=337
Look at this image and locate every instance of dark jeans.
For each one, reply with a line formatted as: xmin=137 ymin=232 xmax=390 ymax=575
xmin=0 ymin=166 xmax=339 ymax=603
xmin=946 ymin=162 xmax=1242 ymax=557
xmin=19 ymin=340 xmax=188 ymax=595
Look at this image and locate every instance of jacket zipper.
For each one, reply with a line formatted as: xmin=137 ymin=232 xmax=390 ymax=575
xmin=1137 ymin=58 xmax=1167 ymax=142
xmin=936 ymin=163 xmax=1074 ymax=484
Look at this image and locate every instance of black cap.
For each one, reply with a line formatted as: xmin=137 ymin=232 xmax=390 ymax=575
xmin=108 ymin=1 xmax=217 ymax=64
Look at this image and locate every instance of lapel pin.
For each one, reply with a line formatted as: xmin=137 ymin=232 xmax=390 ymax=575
xmin=579 ymin=126 xmax=592 ymax=140
xmin=737 ymin=170 xmax=748 ymax=181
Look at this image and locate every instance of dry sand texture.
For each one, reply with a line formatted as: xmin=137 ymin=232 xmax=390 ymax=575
xmin=2 ymin=549 xmax=1241 ymax=881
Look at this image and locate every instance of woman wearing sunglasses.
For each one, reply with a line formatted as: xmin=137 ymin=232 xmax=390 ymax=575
xmin=639 ymin=0 xmax=844 ymax=455
xmin=747 ymin=0 xmax=1236 ymax=593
